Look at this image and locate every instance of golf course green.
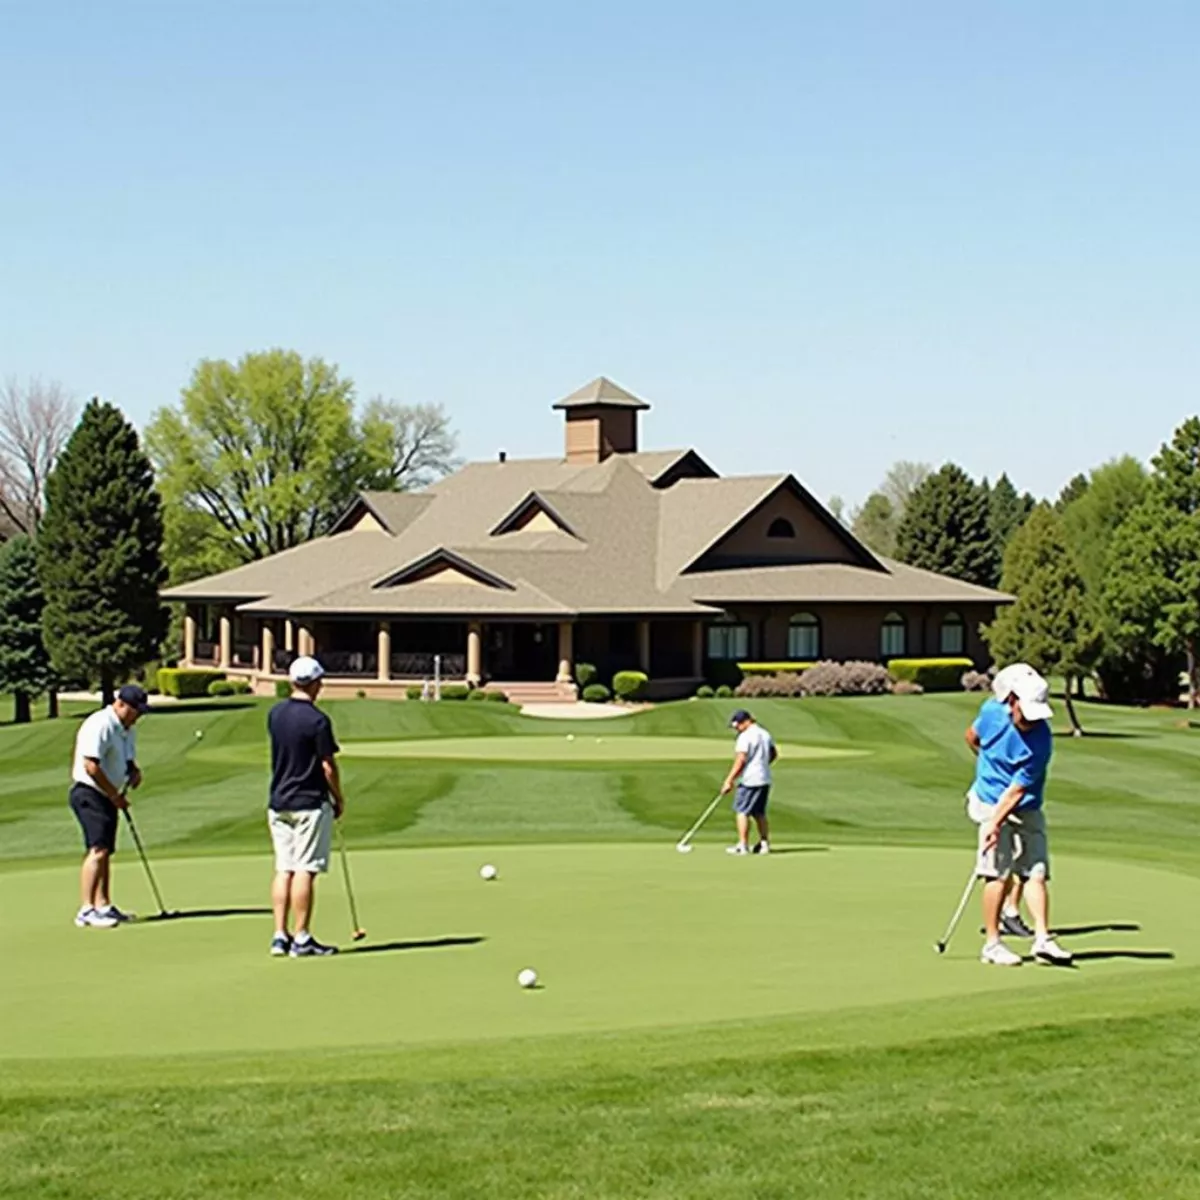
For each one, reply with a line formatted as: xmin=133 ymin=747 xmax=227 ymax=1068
xmin=3 ymin=692 xmax=1200 ymax=1198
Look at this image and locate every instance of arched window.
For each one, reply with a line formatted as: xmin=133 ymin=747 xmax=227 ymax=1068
xmin=788 ymin=612 xmax=821 ymax=659
xmin=880 ymin=612 xmax=907 ymax=658
xmin=706 ymin=615 xmax=750 ymax=661
xmin=767 ymin=517 xmax=796 ymax=539
xmin=940 ymin=611 xmax=965 ymax=655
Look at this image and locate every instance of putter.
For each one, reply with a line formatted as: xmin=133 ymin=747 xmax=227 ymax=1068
xmin=935 ymin=867 xmax=979 ymax=954
xmin=337 ymin=822 xmax=367 ymax=941
xmin=675 ymin=793 xmax=724 ymax=853
xmin=122 ymin=807 xmax=174 ymax=919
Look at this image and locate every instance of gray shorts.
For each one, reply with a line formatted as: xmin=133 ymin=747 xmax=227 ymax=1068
xmin=734 ymin=784 xmax=770 ymax=817
xmin=967 ymin=792 xmax=1049 ymax=881
xmin=268 ymin=803 xmax=334 ymax=874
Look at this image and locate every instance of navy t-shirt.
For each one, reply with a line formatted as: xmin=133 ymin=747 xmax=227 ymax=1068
xmin=268 ymin=699 xmax=339 ymax=812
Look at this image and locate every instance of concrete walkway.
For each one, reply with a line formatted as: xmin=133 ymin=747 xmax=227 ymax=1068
xmin=518 ymin=701 xmax=649 ymax=720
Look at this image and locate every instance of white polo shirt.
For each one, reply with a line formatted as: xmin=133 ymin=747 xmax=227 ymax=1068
xmin=736 ymin=723 xmax=775 ymax=787
xmin=72 ymin=707 xmax=135 ymax=794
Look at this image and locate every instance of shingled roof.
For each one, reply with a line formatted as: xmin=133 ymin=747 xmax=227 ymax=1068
xmin=163 ymin=444 xmax=1011 ymax=617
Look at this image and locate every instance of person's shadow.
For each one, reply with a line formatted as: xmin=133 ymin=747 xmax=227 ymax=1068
xmin=342 ymin=935 xmax=485 ymax=956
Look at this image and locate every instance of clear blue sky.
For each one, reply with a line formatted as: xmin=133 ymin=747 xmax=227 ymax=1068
xmin=2 ymin=1 xmax=1197 ymax=507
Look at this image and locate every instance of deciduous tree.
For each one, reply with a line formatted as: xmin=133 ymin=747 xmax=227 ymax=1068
xmin=0 ymin=378 xmax=77 ymax=535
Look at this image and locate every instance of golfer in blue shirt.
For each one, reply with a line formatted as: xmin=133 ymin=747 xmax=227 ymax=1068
xmin=965 ymin=665 xmax=1072 ymax=967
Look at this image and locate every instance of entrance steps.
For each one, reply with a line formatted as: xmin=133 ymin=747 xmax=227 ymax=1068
xmin=493 ymin=680 xmax=578 ymax=705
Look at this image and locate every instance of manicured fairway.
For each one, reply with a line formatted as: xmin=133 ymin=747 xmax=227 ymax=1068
xmin=1 ymin=843 xmax=1195 ymax=1061
xmin=5 ymin=693 xmax=1200 ymax=1198
xmin=336 ymin=734 xmax=868 ymax=762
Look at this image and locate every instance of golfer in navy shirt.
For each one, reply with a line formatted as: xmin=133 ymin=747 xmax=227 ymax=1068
xmin=267 ymin=655 xmax=345 ymax=958
xmin=965 ymin=665 xmax=1072 ymax=967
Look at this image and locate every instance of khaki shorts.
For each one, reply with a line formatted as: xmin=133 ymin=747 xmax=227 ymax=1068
xmin=966 ymin=792 xmax=1050 ymax=881
xmin=268 ymin=804 xmax=334 ymax=874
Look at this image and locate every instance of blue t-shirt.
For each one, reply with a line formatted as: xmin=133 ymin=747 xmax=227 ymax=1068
xmin=268 ymin=699 xmax=339 ymax=812
xmin=971 ymin=698 xmax=1052 ymax=811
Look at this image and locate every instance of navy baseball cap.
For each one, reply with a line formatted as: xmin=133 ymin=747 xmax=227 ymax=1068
xmin=729 ymin=709 xmax=752 ymax=727
xmin=117 ymin=684 xmax=151 ymax=714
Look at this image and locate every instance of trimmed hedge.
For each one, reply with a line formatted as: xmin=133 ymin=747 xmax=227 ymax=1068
xmin=275 ymin=680 xmax=291 ymax=699
xmin=575 ymin=662 xmax=599 ymax=690
xmin=484 ymin=689 xmax=509 ymax=703
xmin=737 ymin=661 xmax=816 ymax=676
xmin=406 ymin=685 xmax=424 ymax=700
xmin=208 ymin=679 xmax=252 ymax=697
xmin=582 ymin=683 xmax=611 ymax=703
xmin=159 ymin=668 xmax=225 ymax=699
xmin=440 ymin=685 xmax=470 ymax=701
xmin=715 ymin=684 xmax=734 ymax=699
xmin=695 ymin=685 xmax=715 ymax=699
xmin=612 ymin=670 xmax=649 ymax=702
xmin=468 ymin=688 xmax=490 ymax=701
xmin=887 ymin=657 xmax=975 ymax=693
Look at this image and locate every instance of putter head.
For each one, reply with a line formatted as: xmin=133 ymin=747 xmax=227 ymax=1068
xmin=676 ymin=843 xmax=693 ymax=854
xmin=352 ymin=929 xmax=367 ymax=941
xmin=935 ymin=942 xmax=947 ymax=954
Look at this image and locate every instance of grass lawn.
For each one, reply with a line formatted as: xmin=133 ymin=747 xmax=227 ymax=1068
xmin=3 ymin=693 xmax=1200 ymax=1198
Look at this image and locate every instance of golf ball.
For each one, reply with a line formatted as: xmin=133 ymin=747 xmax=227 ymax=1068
xmin=566 ymin=734 xmax=575 ymax=741
xmin=517 ymin=968 xmax=538 ymax=989
xmin=480 ymin=864 xmax=498 ymax=881
xmin=194 ymin=730 xmax=204 ymax=740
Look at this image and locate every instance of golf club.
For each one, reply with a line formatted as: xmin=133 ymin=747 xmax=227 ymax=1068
xmin=121 ymin=806 xmax=174 ymax=919
xmin=935 ymin=866 xmax=979 ymax=954
xmin=337 ymin=822 xmax=367 ymax=941
xmin=675 ymin=793 xmax=724 ymax=853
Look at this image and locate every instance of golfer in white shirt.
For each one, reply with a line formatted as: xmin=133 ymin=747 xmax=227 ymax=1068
xmin=721 ymin=708 xmax=778 ymax=856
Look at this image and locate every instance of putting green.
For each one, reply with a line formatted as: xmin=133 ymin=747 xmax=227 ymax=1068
xmin=337 ymin=735 xmax=867 ymax=762
xmin=2 ymin=844 xmax=1196 ymax=1061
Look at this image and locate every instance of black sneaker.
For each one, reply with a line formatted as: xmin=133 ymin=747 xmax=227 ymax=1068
xmin=289 ymin=936 xmax=338 ymax=958
xmin=270 ymin=934 xmax=291 ymax=957
xmin=1000 ymin=912 xmax=1035 ymax=939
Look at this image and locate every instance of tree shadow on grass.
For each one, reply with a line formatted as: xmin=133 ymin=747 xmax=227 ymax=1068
xmin=1054 ymin=922 xmax=1141 ymax=936
xmin=138 ymin=907 xmax=271 ymax=922
xmin=342 ymin=935 xmax=485 ymax=956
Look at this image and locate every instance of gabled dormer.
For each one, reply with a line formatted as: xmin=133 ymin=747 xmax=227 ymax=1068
xmin=490 ymin=492 xmax=580 ymax=538
xmin=375 ymin=549 xmax=515 ymax=591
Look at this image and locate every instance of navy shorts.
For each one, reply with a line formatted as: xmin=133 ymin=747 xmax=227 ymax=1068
xmin=734 ymin=784 xmax=770 ymax=817
xmin=69 ymin=783 xmax=118 ymax=853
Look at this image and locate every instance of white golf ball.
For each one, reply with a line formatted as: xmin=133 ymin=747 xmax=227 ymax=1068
xmin=517 ymin=968 xmax=538 ymax=989
xmin=194 ymin=730 xmax=204 ymax=740
xmin=480 ymin=864 xmax=498 ymax=881
xmin=566 ymin=734 xmax=575 ymax=741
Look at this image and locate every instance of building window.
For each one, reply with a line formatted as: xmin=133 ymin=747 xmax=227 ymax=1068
xmin=707 ymin=620 xmax=750 ymax=661
xmin=880 ymin=612 xmax=907 ymax=658
xmin=940 ymin=611 xmax=965 ymax=655
xmin=767 ymin=517 xmax=796 ymax=539
xmin=788 ymin=612 xmax=821 ymax=659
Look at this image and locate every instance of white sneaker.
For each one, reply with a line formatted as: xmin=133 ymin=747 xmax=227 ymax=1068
xmin=97 ymin=904 xmax=136 ymax=923
xmin=725 ymin=844 xmax=749 ymax=856
xmin=980 ymin=940 xmax=1022 ymax=966
xmin=84 ymin=908 xmax=119 ymax=929
xmin=1034 ymin=936 xmax=1074 ymax=965
xmin=752 ymin=842 xmax=770 ymax=855
xmin=74 ymin=906 xmax=94 ymax=928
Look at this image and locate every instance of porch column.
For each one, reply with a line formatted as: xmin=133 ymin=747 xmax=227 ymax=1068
xmin=218 ymin=610 xmax=232 ymax=670
xmin=556 ymin=622 xmax=574 ymax=683
xmin=466 ymin=622 xmax=483 ymax=687
xmin=297 ymin=623 xmax=314 ymax=657
xmin=261 ymin=622 xmax=275 ymax=676
xmin=183 ymin=610 xmax=197 ymax=666
xmin=284 ymin=619 xmax=295 ymax=653
xmin=691 ymin=620 xmax=704 ymax=677
xmin=377 ymin=622 xmax=391 ymax=682
xmin=637 ymin=620 xmax=651 ymax=673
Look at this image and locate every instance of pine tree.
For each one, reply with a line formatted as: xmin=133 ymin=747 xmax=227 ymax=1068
xmin=984 ymin=505 xmax=1094 ymax=734
xmin=39 ymin=400 xmax=167 ymax=702
xmin=987 ymin=473 xmax=1034 ymax=560
xmin=0 ymin=535 xmax=54 ymax=723
xmin=895 ymin=464 xmax=998 ymax=586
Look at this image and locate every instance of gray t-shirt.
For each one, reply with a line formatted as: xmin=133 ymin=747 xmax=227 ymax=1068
xmin=72 ymin=707 xmax=134 ymax=793
xmin=736 ymin=723 xmax=775 ymax=787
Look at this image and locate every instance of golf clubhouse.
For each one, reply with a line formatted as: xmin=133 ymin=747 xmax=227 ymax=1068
xmin=162 ymin=378 xmax=1009 ymax=701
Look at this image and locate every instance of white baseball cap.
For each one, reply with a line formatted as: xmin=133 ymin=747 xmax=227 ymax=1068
xmin=991 ymin=662 xmax=1038 ymax=701
xmin=1009 ymin=669 xmax=1054 ymax=722
xmin=288 ymin=655 xmax=325 ymax=685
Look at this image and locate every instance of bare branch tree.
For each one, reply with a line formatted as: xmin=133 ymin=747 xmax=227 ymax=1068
xmin=359 ymin=398 xmax=462 ymax=491
xmin=0 ymin=378 xmax=78 ymax=535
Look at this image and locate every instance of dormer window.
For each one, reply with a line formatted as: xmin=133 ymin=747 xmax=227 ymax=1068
xmin=767 ymin=517 xmax=796 ymax=539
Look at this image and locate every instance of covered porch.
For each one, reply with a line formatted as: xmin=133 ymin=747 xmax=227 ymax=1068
xmin=181 ymin=605 xmax=709 ymax=698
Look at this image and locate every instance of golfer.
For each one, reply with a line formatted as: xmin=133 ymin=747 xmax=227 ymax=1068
xmin=722 ymin=709 xmax=777 ymax=855
xmin=965 ymin=665 xmax=1072 ymax=966
xmin=69 ymin=684 xmax=151 ymax=929
xmin=990 ymin=665 xmax=1037 ymax=939
xmin=267 ymin=655 xmax=345 ymax=958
